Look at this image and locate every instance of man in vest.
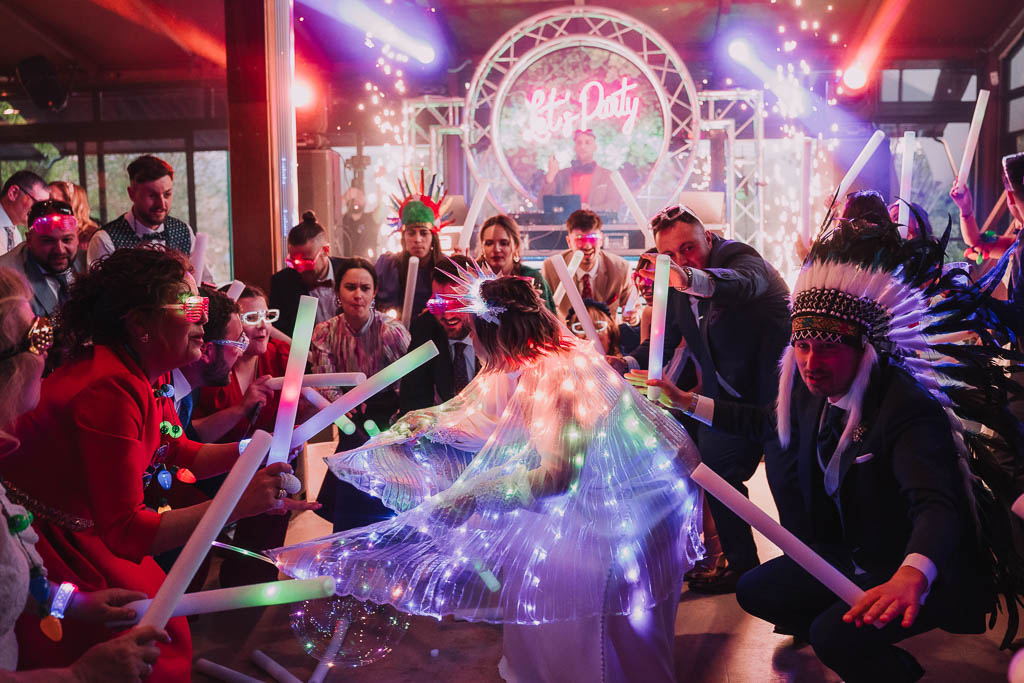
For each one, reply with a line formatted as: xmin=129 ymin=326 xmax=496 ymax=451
xmin=87 ymin=154 xmax=212 ymax=282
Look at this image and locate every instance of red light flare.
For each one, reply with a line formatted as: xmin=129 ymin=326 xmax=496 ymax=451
xmin=841 ymin=0 xmax=911 ymax=91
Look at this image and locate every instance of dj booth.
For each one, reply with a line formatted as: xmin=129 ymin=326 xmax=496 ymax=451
xmin=512 ymin=212 xmax=649 ymax=258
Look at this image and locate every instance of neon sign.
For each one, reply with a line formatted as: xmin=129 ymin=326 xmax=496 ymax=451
xmin=524 ymin=77 xmax=640 ymax=142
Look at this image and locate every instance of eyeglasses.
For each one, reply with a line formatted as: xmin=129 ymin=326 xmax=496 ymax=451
xmin=573 ymin=128 xmax=595 ymax=140
xmin=161 ymin=295 xmax=209 ymax=323
xmin=286 ymin=256 xmax=317 ymax=272
xmin=571 ymin=319 xmax=609 ymax=335
xmin=427 ymin=297 xmax=461 ymax=315
xmin=569 ymin=231 xmax=601 ymax=248
xmin=210 ymin=332 xmax=250 ymax=352
xmin=240 ymin=308 xmax=280 ymax=325
xmin=650 ymin=205 xmax=699 ymax=230
xmin=30 ymin=213 xmax=78 ymax=235
xmin=0 ymin=316 xmax=54 ymax=362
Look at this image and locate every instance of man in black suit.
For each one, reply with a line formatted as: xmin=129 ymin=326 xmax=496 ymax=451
xmin=646 ymin=226 xmax=998 ymax=682
xmin=269 ymin=214 xmax=347 ymax=335
xmin=613 ymin=205 xmax=796 ymax=592
xmin=400 ymin=255 xmax=479 ymax=414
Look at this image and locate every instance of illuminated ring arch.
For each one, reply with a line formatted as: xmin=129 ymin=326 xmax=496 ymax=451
xmin=464 ymin=5 xmax=701 ymax=211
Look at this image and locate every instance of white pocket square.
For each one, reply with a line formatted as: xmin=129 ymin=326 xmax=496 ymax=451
xmin=854 ymin=452 xmax=874 ymax=464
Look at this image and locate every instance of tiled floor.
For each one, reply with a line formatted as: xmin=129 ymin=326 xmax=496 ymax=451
xmin=190 ymin=442 xmax=1015 ymax=682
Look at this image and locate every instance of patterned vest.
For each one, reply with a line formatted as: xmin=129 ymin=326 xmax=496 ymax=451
xmin=103 ymin=214 xmax=193 ymax=255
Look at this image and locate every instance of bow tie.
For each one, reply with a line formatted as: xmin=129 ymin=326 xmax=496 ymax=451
xmin=571 ymin=160 xmax=596 ymax=174
xmin=139 ymin=232 xmax=165 ymax=241
xmin=313 ymin=279 xmax=333 ymax=289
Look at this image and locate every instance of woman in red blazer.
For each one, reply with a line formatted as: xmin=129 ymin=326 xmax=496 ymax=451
xmin=2 ymin=248 xmax=317 ymax=682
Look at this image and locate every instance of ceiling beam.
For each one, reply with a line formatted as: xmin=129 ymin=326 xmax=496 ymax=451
xmin=0 ymin=3 xmax=97 ymax=72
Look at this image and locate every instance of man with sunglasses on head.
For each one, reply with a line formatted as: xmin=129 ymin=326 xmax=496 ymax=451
xmin=0 ymin=170 xmax=49 ymax=255
xmin=542 ymin=209 xmax=634 ymax=320
xmin=0 ymin=199 xmax=83 ymax=318
xmin=400 ymin=255 xmax=481 ymax=414
xmin=614 ymin=205 xmax=796 ymax=594
xmin=269 ymin=211 xmax=347 ymax=336
xmin=539 ymin=129 xmax=621 ymax=213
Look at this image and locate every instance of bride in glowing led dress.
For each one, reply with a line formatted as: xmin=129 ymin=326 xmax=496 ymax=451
xmin=269 ymin=265 xmax=703 ymax=682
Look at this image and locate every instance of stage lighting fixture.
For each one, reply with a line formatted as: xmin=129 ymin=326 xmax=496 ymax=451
xmin=293 ymin=78 xmax=315 ymax=108
xmin=728 ymin=39 xmax=752 ymax=64
xmin=842 ymin=65 xmax=868 ymax=91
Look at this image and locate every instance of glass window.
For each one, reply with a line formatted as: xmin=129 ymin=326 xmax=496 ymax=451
xmin=193 ymin=150 xmax=232 ymax=281
xmin=1010 ymin=43 xmax=1024 ymax=91
xmin=102 ymin=149 xmax=188 ymax=225
xmin=1010 ymin=96 xmax=1024 ymax=134
xmin=901 ymin=69 xmax=941 ymax=102
xmin=881 ymin=70 xmax=900 ymax=102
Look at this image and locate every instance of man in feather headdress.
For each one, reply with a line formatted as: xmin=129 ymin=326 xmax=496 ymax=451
xmin=647 ymin=221 xmax=1023 ymax=682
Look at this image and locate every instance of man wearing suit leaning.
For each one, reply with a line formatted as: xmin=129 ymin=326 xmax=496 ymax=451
xmin=400 ymin=255 xmax=480 ymax=415
xmin=542 ymin=209 xmax=633 ymax=321
xmin=614 ymin=205 xmax=796 ymax=593
xmin=0 ymin=199 xmax=82 ymax=318
xmin=646 ymin=225 xmax=1010 ymax=682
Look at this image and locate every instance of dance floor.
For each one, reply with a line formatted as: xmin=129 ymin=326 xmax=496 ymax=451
xmin=190 ymin=441 xmax=1013 ymax=682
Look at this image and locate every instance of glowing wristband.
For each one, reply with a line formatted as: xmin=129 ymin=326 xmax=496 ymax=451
xmin=49 ymin=582 xmax=78 ymax=619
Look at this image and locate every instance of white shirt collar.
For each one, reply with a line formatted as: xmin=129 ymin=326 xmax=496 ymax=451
xmin=126 ymin=210 xmax=164 ymax=236
xmin=448 ymin=335 xmax=473 ymax=349
xmin=0 ymin=203 xmax=14 ymax=228
xmin=828 ymin=391 xmax=855 ymax=411
xmin=576 ymin=251 xmax=600 ymax=279
xmin=171 ymin=368 xmax=192 ymax=403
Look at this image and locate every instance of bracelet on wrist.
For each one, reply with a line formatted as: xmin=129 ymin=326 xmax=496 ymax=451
xmin=683 ymin=393 xmax=700 ymax=415
xmin=40 ymin=581 xmax=77 ymax=642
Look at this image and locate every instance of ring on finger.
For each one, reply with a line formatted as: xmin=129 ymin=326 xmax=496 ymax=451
xmin=276 ymin=488 xmax=287 ymax=500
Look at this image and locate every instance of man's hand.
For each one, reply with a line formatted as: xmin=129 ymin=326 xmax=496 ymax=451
xmin=842 ymin=565 xmax=928 ymax=628
xmin=66 ymin=588 xmax=149 ymax=624
xmin=638 ymin=260 xmax=689 ymax=291
xmin=546 ymin=155 xmax=559 ymax=184
xmin=242 ymin=375 xmax=274 ymax=414
xmin=949 ymin=183 xmax=974 ymax=216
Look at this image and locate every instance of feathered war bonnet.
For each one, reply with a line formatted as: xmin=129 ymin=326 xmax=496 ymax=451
xmin=387 ymin=170 xmax=454 ymax=233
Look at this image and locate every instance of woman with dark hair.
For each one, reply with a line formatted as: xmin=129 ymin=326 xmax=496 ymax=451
xmin=310 ymin=256 xmax=411 ymax=531
xmin=566 ymin=299 xmax=621 ymax=356
xmin=271 ymin=268 xmax=703 ymax=683
xmin=477 ymin=214 xmax=555 ymax=311
xmin=374 ymin=212 xmax=444 ymax=320
xmin=2 ymin=247 xmax=317 ymax=681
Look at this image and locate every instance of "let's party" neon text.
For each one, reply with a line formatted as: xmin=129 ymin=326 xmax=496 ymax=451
xmin=524 ymin=77 xmax=640 ymax=143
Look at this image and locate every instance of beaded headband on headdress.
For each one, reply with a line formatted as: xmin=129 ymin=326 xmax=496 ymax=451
xmin=436 ymin=259 xmax=506 ymax=325
xmin=387 ymin=170 xmax=454 ymax=234
xmin=790 ymin=287 xmax=891 ymax=347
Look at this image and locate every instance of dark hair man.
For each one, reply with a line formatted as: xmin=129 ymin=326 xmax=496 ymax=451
xmin=0 ymin=170 xmax=49 ymax=255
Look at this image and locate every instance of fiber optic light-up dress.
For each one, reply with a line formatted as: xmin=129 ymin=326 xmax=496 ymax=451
xmin=269 ymin=338 xmax=703 ymax=669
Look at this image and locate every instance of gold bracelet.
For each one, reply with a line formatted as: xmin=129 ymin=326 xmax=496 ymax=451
xmin=683 ymin=393 xmax=699 ymax=415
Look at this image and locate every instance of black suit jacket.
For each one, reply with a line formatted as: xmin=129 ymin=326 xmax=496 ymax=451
xmin=630 ymin=236 xmax=790 ymax=405
xmin=399 ymin=311 xmax=479 ymax=415
xmin=269 ymin=256 xmax=347 ymax=335
xmin=713 ymin=360 xmax=989 ymax=633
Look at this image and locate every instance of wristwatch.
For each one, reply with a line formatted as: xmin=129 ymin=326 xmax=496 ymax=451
xmin=682 ymin=266 xmax=693 ymax=290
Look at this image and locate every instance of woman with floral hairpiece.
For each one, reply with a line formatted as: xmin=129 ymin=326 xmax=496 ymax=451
xmin=270 ymin=265 xmax=704 ymax=683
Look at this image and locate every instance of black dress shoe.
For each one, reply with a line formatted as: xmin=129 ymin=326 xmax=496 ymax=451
xmin=687 ymin=567 xmax=744 ymax=594
xmin=684 ymin=554 xmax=726 ymax=582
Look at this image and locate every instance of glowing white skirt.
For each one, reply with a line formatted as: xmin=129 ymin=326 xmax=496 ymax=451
xmin=269 ymin=340 xmax=703 ymax=625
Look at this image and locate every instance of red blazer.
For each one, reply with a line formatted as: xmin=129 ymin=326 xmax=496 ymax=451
xmin=3 ymin=345 xmax=202 ymax=682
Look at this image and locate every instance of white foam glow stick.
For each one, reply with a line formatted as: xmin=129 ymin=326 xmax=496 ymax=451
xmin=401 ymin=256 xmax=419 ymax=329
xmin=291 ymin=342 xmax=439 ymax=447
xmin=552 ymin=255 xmax=605 ymax=354
xmin=956 ymin=89 xmax=990 ymax=191
xmin=646 ymin=255 xmax=671 ymax=402
xmin=299 ymin=386 xmax=356 ymax=436
xmin=268 ymin=295 xmax=317 ymax=464
xmin=251 ymin=650 xmax=303 ymax=683
xmin=551 ymin=250 xmax=585 ymax=306
xmin=800 ymin=136 xmax=813 ymax=248
xmin=191 ymin=232 xmax=209 ymax=284
xmin=611 ymin=170 xmax=647 ymax=230
xmin=140 ymin=431 xmax=272 ymax=629
xmin=195 ymin=658 xmax=262 ymax=683
xmin=309 ymin=618 xmax=350 ymax=683
xmin=688 ymin=461 xmax=865 ymax=608
xmin=458 ymin=181 xmax=491 ymax=250
xmin=226 ymin=280 xmax=246 ymax=302
xmin=114 ymin=578 xmax=334 ymax=626
xmin=834 ymin=130 xmax=886 ymax=206
xmin=897 ymin=132 xmax=916 ymax=238
xmin=265 ymin=373 xmax=367 ymax=391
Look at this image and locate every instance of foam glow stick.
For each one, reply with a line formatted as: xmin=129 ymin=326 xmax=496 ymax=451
xmin=291 ymin=341 xmax=439 ymax=447
xmin=981 ymin=189 xmax=1008 ymax=235
xmin=114 ymin=578 xmax=335 ymax=626
xmin=1013 ymin=493 xmax=1024 ymax=521
xmin=458 ymin=180 xmax=491 ymax=250
xmin=226 ymin=280 xmax=246 ymax=302
xmin=309 ymin=618 xmax=350 ymax=683
xmin=611 ymin=170 xmax=647 ymax=230
xmin=363 ymin=419 xmax=380 ymax=437
xmin=552 ymin=255 xmax=605 ymax=354
xmin=195 ymin=658 xmax=262 ymax=683
xmin=939 ymin=138 xmax=958 ymax=174
xmin=800 ymin=136 xmax=813 ymax=248
xmin=265 ymin=373 xmax=367 ymax=391
xmin=299 ymin=386 xmax=356 ymax=435
xmin=401 ymin=256 xmax=419 ymax=329
xmin=682 ymin=456 xmax=866 ymax=608
xmin=140 ymin=431 xmax=272 ymax=629
xmin=834 ymin=130 xmax=886 ymax=207
xmin=251 ymin=650 xmax=302 ymax=683
xmin=268 ymin=295 xmax=317 ymax=465
xmin=646 ymin=255 xmax=671 ymax=402
xmin=897 ymin=132 xmax=916 ymax=238
xmin=191 ymin=232 xmax=209 ymax=285
xmin=956 ymin=89 xmax=990 ymax=191
xmin=551 ymin=250 xmax=585 ymax=306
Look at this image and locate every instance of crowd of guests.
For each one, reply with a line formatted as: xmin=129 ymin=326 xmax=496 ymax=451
xmin=0 ymin=148 xmax=1021 ymax=682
